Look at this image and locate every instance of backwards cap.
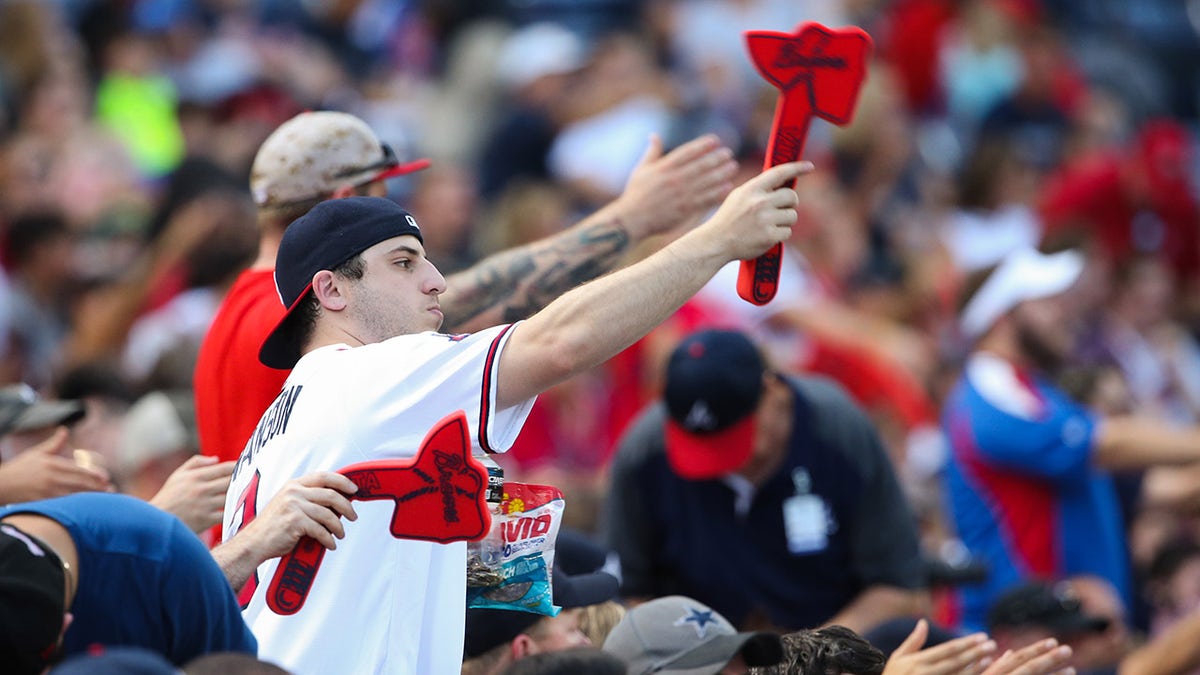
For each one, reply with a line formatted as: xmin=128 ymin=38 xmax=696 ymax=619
xmin=259 ymin=196 xmax=424 ymax=370
xmin=250 ymin=111 xmax=430 ymax=209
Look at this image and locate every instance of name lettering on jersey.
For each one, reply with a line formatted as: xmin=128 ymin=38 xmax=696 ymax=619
xmin=266 ymin=411 xmax=490 ymax=615
xmin=234 ymin=385 xmax=303 ymax=481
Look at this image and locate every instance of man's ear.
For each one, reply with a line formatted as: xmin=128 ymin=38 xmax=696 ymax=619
xmin=330 ymin=185 xmax=357 ymax=199
xmin=510 ymin=633 xmax=537 ymax=658
xmin=311 ymin=270 xmax=348 ymax=311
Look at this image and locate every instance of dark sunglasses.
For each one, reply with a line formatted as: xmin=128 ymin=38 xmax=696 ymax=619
xmin=333 ymin=143 xmax=399 ymax=180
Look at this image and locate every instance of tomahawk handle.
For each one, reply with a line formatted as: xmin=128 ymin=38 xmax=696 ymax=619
xmin=737 ymin=95 xmax=812 ymax=305
xmin=268 ymin=536 xmax=327 ymax=615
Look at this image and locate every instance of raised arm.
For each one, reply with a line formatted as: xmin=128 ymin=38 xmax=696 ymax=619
xmin=1092 ymin=417 xmax=1200 ymax=471
xmin=440 ymin=134 xmax=736 ymax=332
xmin=495 ymin=161 xmax=812 ymax=410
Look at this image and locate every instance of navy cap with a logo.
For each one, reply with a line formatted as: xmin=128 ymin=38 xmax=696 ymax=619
xmin=259 ymin=196 xmax=424 ymax=370
xmin=663 ymin=329 xmax=765 ymax=480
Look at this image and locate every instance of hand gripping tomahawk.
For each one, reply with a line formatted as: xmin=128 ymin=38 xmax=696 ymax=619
xmin=266 ymin=411 xmax=489 ymax=615
xmin=737 ymin=23 xmax=873 ymax=305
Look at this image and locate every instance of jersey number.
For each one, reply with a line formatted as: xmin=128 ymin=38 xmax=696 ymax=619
xmin=229 ymin=470 xmax=262 ymax=609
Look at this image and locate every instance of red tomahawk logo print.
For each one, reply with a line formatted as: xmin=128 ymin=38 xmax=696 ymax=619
xmin=737 ymin=23 xmax=873 ymax=305
xmin=266 ymin=410 xmax=489 ymax=615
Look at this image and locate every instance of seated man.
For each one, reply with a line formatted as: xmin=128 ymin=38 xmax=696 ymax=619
xmin=604 ymin=329 xmax=927 ymax=634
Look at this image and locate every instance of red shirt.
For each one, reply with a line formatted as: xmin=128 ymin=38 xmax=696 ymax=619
xmin=194 ymin=268 xmax=289 ymax=465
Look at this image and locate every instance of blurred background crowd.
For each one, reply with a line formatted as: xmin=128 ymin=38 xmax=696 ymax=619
xmin=1 ymin=0 xmax=1200 ymax=664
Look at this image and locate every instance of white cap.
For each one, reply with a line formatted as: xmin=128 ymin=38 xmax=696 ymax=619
xmin=960 ymin=247 xmax=1085 ymax=341
xmin=496 ymin=23 xmax=586 ymax=90
xmin=117 ymin=391 xmax=195 ymax=477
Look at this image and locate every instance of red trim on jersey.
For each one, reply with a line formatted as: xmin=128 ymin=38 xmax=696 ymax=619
xmin=1011 ymin=367 xmax=1049 ymax=419
xmin=950 ymin=413 xmax=1059 ymax=577
xmin=478 ymin=324 xmax=514 ymax=454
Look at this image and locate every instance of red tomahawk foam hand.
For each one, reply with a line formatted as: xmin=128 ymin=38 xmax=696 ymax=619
xmin=266 ymin=411 xmax=489 ymax=615
xmin=737 ymin=23 xmax=873 ymax=305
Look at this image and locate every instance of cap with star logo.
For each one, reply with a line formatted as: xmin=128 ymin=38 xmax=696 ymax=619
xmin=663 ymin=329 xmax=765 ymax=480
xmin=602 ymin=595 xmax=782 ymax=675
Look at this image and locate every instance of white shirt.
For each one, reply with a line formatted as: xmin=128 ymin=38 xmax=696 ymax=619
xmin=223 ymin=324 xmax=535 ymax=675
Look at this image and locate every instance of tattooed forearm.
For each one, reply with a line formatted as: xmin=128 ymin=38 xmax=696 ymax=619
xmin=441 ymin=218 xmax=631 ymax=332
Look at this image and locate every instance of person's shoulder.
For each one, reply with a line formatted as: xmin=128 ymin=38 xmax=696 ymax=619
xmin=207 ymin=268 xmax=283 ymax=328
xmin=611 ymin=403 xmax=669 ymax=467
xmin=368 ymin=325 xmax=517 ymax=355
xmin=788 ymin=374 xmax=863 ymax=417
xmin=786 ymin=374 xmax=883 ymax=458
xmin=2 ymin=493 xmax=171 ymax=532
xmin=224 ymin=268 xmax=277 ymax=300
xmin=961 ymin=352 xmax=1045 ymax=420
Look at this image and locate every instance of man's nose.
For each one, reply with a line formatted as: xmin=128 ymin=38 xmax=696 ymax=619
xmin=424 ymin=265 xmax=447 ymax=295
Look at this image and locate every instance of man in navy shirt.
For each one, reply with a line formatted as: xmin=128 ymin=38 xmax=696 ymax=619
xmin=603 ymin=329 xmax=927 ymax=633
xmin=0 ymin=493 xmax=254 ymax=672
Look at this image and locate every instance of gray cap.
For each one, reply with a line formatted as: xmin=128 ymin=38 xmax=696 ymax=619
xmin=0 ymin=385 xmax=86 ymax=437
xmin=602 ymin=596 xmax=783 ymax=675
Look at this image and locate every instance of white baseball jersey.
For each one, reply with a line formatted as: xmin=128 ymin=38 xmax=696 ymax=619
xmin=222 ymin=324 xmax=535 ymax=675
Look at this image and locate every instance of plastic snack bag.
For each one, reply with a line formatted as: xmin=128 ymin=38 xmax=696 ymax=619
xmin=466 ymin=481 xmax=565 ymax=616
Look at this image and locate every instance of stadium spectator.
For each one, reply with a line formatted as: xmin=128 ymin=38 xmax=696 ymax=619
xmin=604 ymin=328 xmax=927 ymax=634
xmin=942 ymin=246 xmax=1200 ymax=631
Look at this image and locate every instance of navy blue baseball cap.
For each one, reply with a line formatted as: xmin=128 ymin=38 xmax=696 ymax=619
xmin=663 ymin=329 xmax=765 ymax=480
xmin=49 ymin=647 xmax=179 ymax=674
xmin=260 ymin=196 xmax=424 ymax=369
xmin=0 ymin=523 xmax=67 ymax=675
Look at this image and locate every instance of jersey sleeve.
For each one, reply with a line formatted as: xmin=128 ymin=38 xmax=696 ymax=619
xmin=965 ymin=372 xmax=1098 ymax=482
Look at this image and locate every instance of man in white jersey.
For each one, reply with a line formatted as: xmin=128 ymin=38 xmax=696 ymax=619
xmin=223 ymin=159 xmax=809 ymax=674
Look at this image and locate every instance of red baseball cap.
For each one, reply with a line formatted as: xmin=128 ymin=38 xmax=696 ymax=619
xmin=663 ymin=330 xmax=765 ymax=480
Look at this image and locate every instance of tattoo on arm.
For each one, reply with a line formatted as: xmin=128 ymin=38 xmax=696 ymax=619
xmin=441 ymin=218 xmax=630 ymax=330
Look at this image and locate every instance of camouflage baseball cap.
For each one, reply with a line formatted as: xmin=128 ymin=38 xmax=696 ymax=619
xmin=250 ymin=111 xmax=430 ymax=209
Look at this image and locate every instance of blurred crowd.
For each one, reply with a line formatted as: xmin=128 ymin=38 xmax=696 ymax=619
xmin=1 ymin=0 xmax=1200 ymax=672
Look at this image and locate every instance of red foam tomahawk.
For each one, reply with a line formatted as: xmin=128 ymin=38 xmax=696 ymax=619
xmin=266 ymin=411 xmax=489 ymax=615
xmin=737 ymin=23 xmax=873 ymax=305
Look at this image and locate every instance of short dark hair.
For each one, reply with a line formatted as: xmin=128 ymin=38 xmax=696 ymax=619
xmin=499 ymin=648 xmax=626 ymax=675
xmin=184 ymin=652 xmax=291 ymax=674
xmin=751 ymin=626 xmax=886 ymax=675
xmin=276 ymin=254 xmax=367 ymax=357
xmin=5 ymin=211 xmax=69 ymax=268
